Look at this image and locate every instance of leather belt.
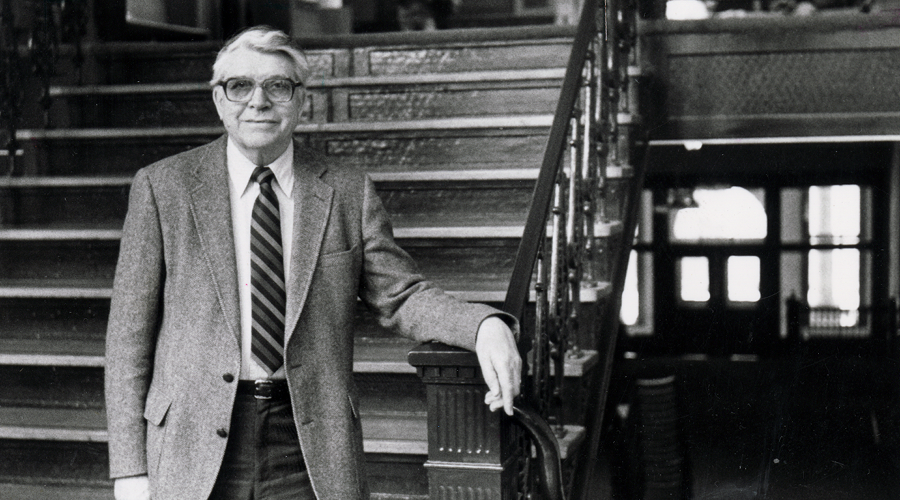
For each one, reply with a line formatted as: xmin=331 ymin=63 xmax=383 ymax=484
xmin=237 ymin=379 xmax=290 ymax=400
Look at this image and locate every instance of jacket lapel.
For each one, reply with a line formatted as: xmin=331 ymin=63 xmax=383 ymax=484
xmin=187 ymin=136 xmax=242 ymax=343
xmin=284 ymin=143 xmax=333 ymax=347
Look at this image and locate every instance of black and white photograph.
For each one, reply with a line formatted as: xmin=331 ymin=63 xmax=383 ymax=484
xmin=1 ymin=0 xmax=899 ymax=498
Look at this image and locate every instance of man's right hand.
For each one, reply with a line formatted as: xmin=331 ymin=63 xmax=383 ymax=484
xmin=114 ymin=475 xmax=150 ymax=500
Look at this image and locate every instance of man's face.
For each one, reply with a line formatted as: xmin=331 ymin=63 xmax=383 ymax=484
xmin=213 ymin=48 xmax=306 ymax=165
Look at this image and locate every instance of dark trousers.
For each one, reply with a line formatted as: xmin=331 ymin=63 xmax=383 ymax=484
xmin=209 ymin=389 xmax=315 ymax=500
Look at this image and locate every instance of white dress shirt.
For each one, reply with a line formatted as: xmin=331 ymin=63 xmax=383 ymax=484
xmin=226 ymin=138 xmax=295 ymax=380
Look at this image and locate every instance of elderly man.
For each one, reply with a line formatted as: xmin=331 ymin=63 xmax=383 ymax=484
xmin=105 ymin=26 xmax=521 ymax=500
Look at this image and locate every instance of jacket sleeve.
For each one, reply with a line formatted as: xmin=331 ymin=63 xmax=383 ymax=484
xmin=357 ymin=174 xmax=518 ymax=350
xmin=105 ymin=167 xmax=165 ymax=479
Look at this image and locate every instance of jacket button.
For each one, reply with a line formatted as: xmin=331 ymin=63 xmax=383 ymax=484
xmin=222 ymin=373 xmax=235 ymax=383
xmin=217 ymin=428 xmax=228 ymax=438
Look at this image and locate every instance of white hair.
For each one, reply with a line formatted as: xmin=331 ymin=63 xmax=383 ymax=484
xmin=210 ymin=26 xmax=310 ymax=85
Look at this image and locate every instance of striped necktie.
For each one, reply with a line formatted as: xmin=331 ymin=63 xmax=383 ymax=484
xmin=250 ymin=166 xmax=286 ymax=375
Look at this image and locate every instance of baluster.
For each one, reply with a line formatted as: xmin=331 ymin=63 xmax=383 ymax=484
xmin=581 ymin=44 xmax=600 ymax=286
xmin=549 ymin=143 xmax=569 ymax=435
xmin=61 ymin=0 xmax=88 ymax=84
xmin=29 ymin=0 xmax=62 ymax=129
xmin=1 ymin=0 xmax=21 ymax=175
xmin=596 ymin=23 xmax=613 ymax=227
xmin=533 ymin=238 xmax=551 ymax=416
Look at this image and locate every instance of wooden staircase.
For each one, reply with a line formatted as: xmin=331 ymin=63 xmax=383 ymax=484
xmin=0 ymin=26 xmax=639 ymax=498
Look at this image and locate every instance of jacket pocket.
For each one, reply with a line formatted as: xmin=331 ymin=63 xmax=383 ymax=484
xmin=143 ymin=387 xmax=172 ymax=479
xmin=143 ymin=385 xmax=172 ymax=427
xmin=318 ymin=244 xmax=359 ymax=268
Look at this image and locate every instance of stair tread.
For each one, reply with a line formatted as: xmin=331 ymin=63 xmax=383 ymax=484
xmin=0 ymin=484 xmax=114 ymax=500
xmin=0 ymin=484 xmax=430 ymax=500
xmin=0 ymin=220 xmax=622 ymax=241
xmin=0 ymin=167 xmax=628 ymax=187
xmin=0 ymin=337 xmax=417 ymax=370
xmin=0 ymin=279 xmax=113 ymax=299
xmin=0 ymin=175 xmax=134 ymax=187
xmin=50 ymin=68 xmax=567 ymax=97
xmin=0 ymin=225 xmax=123 ymax=241
xmin=0 ymin=337 xmax=597 ymax=378
xmin=0 ymin=484 xmax=428 ymax=500
xmin=16 ymin=115 xmax=553 ymax=140
xmin=0 ymin=339 xmax=106 ymax=366
xmin=0 ymin=169 xmax=540 ymax=187
xmin=0 ymin=401 xmax=428 ymax=452
xmin=0 ymin=406 xmax=584 ymax=459
xmin=0 ymin=277 xmax=611 ymax=302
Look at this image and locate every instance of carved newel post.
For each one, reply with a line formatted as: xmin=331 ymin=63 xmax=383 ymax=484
xmin=408 ymin=343 xmax=522 ymax=500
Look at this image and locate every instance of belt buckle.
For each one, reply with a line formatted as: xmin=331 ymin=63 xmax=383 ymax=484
xmin=254 ymin=379 xmax=274 ymax=400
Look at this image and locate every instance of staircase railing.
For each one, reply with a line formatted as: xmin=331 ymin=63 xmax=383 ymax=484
xmin=409 ymin=0 xmax=646 ymax=496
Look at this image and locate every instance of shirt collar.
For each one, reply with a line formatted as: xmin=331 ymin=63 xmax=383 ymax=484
xmin=226 ymin=138 xmax=294 ymax=197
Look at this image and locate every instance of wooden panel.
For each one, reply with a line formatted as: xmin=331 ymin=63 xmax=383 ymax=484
xmin=643 ymin=18 xmax=900 ymax=140
xmin=103 ymin=49 xmax=348 ymax=84
xmin=339 ymin=84 xmax=558 ymax=121
xmin=665 ymin=49 xmax=900 ymax=117
xmin=59 ymin=80 xmax=559 ymax=128
xmin=380 ymin=184 xmax=533 ymax=227
xmin=24 ymin=124 xmax=547 ymax=175
xmin=313 ymin=130 xmax=547 ymax=172
xmin=353 ymin=40 xmax=571 ymax=76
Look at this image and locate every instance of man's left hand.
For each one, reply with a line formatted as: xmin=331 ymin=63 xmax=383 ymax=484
xmin=475 ymin=316 xmax=522 ymax=416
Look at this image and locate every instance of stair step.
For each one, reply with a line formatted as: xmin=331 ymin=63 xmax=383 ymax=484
xmin=0 ymin=169 xmax=542 ymax=188
xmin=16 ymin=115 xmax=553 ymax=141
xmin=92 ymin=31 xmax=572 ymax=85
xmin=0 ymin=220 xmax=622 ymax=241
xmin=0 ymin=337 xmax=598 ymax=378
xmin=24 ymin=128 xmax=549 ymax=176
xmin=0 ymin=227 xmax=122 ymax=241
xmin=51 ymin=68 xmax=567 ymax=97
xmin=0 ymin=407 xmax=107 ymax=442
xmin=0 ymin=280 xmax=113 ymax=299
xmin=0 ymin=338 xmax=422 ymax=372
xmin=0 ymin=484 xmax=113 ymax=500
xmin=0 ymin=403 xmax=425 ymax=454
xmin=0 ymin=278 xmax=611 ymax=302
xmin=0 ymin=339 xmax=105 ymax=367
xmin=51 ymin=70 xmax=563 ymax=127
xmin=0 ymin=405 xmax=585 ymax=460
xmin=0 ymin=484 xmax=429 ymax=500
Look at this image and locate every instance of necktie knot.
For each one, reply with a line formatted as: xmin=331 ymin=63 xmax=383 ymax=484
xmin=252 ymin=166 xmax=275 ymax=187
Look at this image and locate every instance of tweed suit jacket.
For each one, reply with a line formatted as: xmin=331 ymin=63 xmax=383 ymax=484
xmin=105 ymin=135 xmax=507 ymax=499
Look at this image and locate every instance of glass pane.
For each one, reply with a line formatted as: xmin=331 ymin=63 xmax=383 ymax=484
xmin=807 ymin=249 xmax=860 ymax=312
xmin=621 ymin=250 xmax=639 ymax=325
xmin=671 ymin=187 xmax=766 ymax=242
xmin=727 ymin=256 xmax=760 ymax=302
xmin=808 ymin=185 xmax=860 ymax=245
xmin=679 ymin=256 xmax=709 ymax=302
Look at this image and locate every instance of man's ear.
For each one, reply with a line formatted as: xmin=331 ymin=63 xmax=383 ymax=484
xmin=212 ymin=86 xmax=226 ymax=120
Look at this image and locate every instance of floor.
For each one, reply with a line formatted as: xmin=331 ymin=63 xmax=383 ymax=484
xmin=602 ymin=356 xmax=900 ymax=500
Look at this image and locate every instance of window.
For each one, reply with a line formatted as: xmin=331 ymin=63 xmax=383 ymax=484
xmin=679 ymin=256 xmax=710 ymax=302
xmin=728 ymin=256 xmax=760 ymax=302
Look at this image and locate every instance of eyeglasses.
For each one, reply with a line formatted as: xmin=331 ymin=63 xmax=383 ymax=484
xmin=218 ymin=78 xmax=303 ymax=103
